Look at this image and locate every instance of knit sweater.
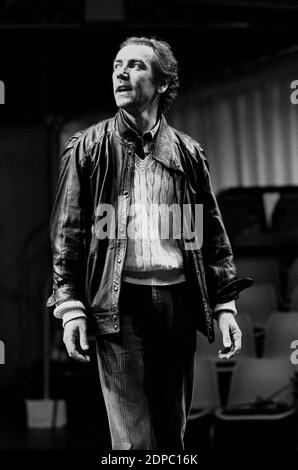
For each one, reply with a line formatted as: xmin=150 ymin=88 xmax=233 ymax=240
xmin=122 ymin=153 xmax=185 ymax=285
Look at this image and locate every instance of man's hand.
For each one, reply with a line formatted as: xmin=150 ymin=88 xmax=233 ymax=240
xmin=216 ymin=311 xmax=242 ymax=360
xmin=63 ymin=318 xmax=90 ymax=362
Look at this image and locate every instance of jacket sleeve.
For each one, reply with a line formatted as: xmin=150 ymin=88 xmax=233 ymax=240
xmin=46 ymin=133 xmax=91 ymax=308
xmin=198 ymin=148 xmax=253 ymax=308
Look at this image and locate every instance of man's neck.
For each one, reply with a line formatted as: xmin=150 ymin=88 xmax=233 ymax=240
xmin=122 ymin=108 xmax=159 ymax=135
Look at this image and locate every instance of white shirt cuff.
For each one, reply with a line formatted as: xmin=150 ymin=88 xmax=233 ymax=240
xmin=53 ymin=300 xmax=86 ymax=319
xmin=213 ymin=300 xmax=237 ymax=316
xmin=62 ymin=310 xmax=87 ymax=328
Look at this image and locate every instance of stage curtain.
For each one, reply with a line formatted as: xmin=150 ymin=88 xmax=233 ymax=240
xmin=169 ymin=51 xmax=298 ymax=193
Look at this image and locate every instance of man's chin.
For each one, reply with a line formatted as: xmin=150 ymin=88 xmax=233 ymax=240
xmin=115 ymin=100 xmax=136 ymax=114
xmin=115 ymin=95 xmax=132 ymax=106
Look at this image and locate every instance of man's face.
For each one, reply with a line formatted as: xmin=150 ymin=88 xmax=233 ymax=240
xmin=112 ymin=44 xmax=160 ymax=115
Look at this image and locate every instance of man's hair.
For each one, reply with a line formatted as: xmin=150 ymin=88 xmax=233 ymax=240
xmin=120 ymin=36 xmax=179 ymax=114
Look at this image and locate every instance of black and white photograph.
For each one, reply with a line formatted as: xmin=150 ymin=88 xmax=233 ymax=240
xmin=1 ymin=0 xmax=298 ymax=467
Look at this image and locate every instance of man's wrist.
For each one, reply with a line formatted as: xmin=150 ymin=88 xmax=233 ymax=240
xmin=62 ymin=312 xmax=87 ymax=328
xmin=213 ymin=300 xmax=237 ymax=319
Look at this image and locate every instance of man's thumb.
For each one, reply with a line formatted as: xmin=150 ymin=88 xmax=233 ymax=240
xmin=79 ymin=324 xmax=89 ymax=351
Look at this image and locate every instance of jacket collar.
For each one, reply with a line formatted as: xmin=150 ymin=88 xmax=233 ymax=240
xmin=116 ymin=108 xmax=159 ymax=142
xmin=154 ymin=114 xmax=184 ymax=174
xmin=114 ymin=110 xmax=184 ymax=174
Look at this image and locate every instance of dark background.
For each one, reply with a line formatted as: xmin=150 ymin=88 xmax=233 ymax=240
xmin=1 ymin=0 xmax=298 ymax=122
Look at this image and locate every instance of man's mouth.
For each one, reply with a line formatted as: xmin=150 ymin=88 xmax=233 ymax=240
xmin=116 ymin=85 xmax=132 ymax=93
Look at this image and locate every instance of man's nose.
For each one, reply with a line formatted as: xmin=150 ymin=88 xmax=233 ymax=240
xmin=116 ymin=65 xmax=129 ymax=79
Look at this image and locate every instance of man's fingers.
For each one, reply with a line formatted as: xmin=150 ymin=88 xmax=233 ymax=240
xmin=68 ymin=346 xmax=90 ymax=362
xmin=65 ymin=341 xmax=90 ymax=362
xmin=218 ymin=328 xmax=242 ymax=359
xmin=218 ymin=350 xmax=234 ymax=360
xmin=63 ymin=328 xmax=90 ymax=362
xmin=232 ymin=328 xmax=242 ymax=351
xmin=217 ymin=316 xmax=243 ymax=359
xmin=221 ymin=326 xmax=232 ymax=348
xmin=79 ymin=322 xmax=89 ymax=352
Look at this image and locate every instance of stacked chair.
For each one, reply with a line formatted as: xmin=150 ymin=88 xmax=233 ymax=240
xmin=263 ymin=312 xmax=298 ymax=367
xmin=188 ymin=186 xmax=298 ymax=451
xmin=185 ymin=359 xmax=221 ymax=450
xmin=213 ymin=358 xmax=296 ymax=450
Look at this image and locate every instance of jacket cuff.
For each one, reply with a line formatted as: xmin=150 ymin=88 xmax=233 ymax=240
xmin=53 ymin=300 xmax=86 ymax=319
xmin=46 ymin=284 xmax=81 ymax=308
xmin=215 ymin=278 xmax=253 ymax=305
xmin=213 ymin=300 xmax=237 ymax=317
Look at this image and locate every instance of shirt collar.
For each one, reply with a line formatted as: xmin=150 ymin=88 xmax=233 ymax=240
xmin=114 ymin=110 xmax=185 ymax=174
xmin=117 ymin=108 xmax=160 ymax=142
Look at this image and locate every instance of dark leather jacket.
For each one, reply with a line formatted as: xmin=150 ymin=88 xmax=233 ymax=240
xmin=47 ymin=111 xmax=252 ymax=342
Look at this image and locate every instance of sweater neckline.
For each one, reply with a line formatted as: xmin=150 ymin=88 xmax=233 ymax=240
xmin=135 ymin=153 xmax=154 ymax=173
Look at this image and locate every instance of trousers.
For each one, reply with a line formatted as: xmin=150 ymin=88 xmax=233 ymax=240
xmin=95 ymin=281 xmax=196 ymax=450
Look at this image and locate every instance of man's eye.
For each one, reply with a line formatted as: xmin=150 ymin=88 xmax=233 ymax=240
xmin=114 ymin=63 xmax=121 ymax=70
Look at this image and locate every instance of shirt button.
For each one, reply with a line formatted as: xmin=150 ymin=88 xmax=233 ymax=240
xmin=119 ymin=227 xmax=124 ymax=233
xmin=123 ymin=190 xmax=128 ymax=196
xmin=114 ymin=324 xmax=119 ymax=330
xmin=114 ymin=286 xmax=119 ymax=292
xmin=113 ymin=314 xmax=117 ymax=320
xmin=116 ymin=257 xmax=121 ymax=263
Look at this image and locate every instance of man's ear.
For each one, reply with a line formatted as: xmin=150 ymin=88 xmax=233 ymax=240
xmin=158 ymin=80 xmax=169 ymax=94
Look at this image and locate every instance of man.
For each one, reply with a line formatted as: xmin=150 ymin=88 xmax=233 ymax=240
xmin=47 ymin=36 xmax=252 ymax=450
